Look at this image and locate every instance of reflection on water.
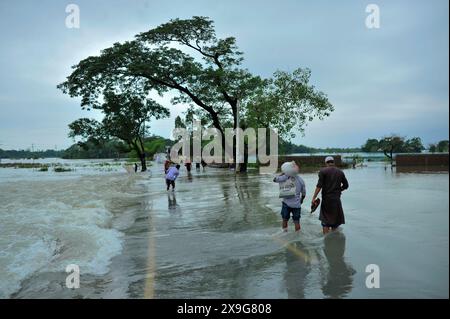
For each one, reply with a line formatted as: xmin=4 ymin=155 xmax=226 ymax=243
xmin=321 ymin=232 xmax=355 ymax=299
xmin=167 ymin=192 xmax=180 ymax=213
xmin=395 ymin=166 xmax=449 ymax=174
xmin=284 ymin=241 xmax=312 ymax=299
xmin=0 ymin=160 xmax=448 ymax=298
xmin=282 ymin=231 xmax=355 ymax=299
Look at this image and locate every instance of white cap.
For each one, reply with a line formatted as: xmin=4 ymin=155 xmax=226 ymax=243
xmin=325 ymin=156 xmax=334 ymax=163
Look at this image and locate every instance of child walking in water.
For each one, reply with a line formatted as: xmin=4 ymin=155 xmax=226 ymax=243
xmin=273 ymin=161 xmax=306 ymax=232
xmin=164 ymin=158 xmax=171 ymax=174
xmin=165 ymin=164 xmax=180 ymax=191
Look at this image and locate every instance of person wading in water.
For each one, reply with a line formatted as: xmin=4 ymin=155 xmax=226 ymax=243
xmin=273 ymin=161 xmax=306 ymax=232
xmin=311 ymin=156 xmax=349 ymax=235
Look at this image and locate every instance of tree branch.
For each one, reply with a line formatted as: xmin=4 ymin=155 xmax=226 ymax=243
xmin=135 ymin=71 xmax=226 ymax=138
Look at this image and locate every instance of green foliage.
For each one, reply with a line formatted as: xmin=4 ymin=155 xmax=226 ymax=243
xmin=362 ymin=135 xmax=425 ymax=158
xmin=0 ymin=148 xmax=64 ymax=159
xmin=245 ymin=68 xmax=333 ymax=139
xmin=279 ymin=140 xmax=361 ymax=154
xmin=54 ymin=166 xmax=72 ymax=172
xmin=318 ymin=147 xmax=362 ymax=153
xmin=0 ymin=163 xmax=44 ymax=169
xmin=62 ymin=139 xmax=127 ymax=159
xmin=128 ymin=136 xmax=172 ymax=159
xmin=57 ymin=16 xmax=333 ymax=154
xmin=403 ymin=137 xmax=425 ymax=153
xmin=429 ymin=140 xmax=449 ymax=153
xmin=279 ymin=140 xmax=314 ymax=154
xmin=429 ymin=143 xmax=437 ymax=153
xmin=174 ymin=115 xmax=186 ymax=129
xmin=67 ymin=93 xmax=169 ymax=147
xmin=437 ymin=140 xmax=449 ymax=152
xmin=145 ymin=138 xmax=167 ymax=156
xmin=64 ymin=91 xmax=170 ymax=171
xmin=378 ymin=136 xmax=405 ymax=158
xmin=361 ymin=139 xmax=380 ymax=152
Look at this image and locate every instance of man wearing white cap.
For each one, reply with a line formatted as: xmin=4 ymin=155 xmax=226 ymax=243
xmin=311 ymin=156 xmax=349 ymax=234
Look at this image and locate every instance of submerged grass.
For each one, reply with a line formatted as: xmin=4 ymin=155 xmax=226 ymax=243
xmin=53 ymin=166 xmax=72 ymax=172
xmin=0 ymin=163 xmax=45 ymax=169
xmin=0 ymin=162 xmax=74 ymax=172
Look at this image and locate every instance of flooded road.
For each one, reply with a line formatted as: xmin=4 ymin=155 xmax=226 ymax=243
xmin=0 ymin=160 xmax=448 ymax=298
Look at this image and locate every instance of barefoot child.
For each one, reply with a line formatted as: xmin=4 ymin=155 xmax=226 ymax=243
xmin=165 ymin=164 xmax=180 ymax=191
xmin=273 ymin=161 xmax=306 ymax=232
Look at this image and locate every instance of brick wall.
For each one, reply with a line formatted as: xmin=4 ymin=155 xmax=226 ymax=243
xmin=395 ymin=154 xmax=449 ymax=166
xmin=277 ymin=155 xmax=342 ymax=168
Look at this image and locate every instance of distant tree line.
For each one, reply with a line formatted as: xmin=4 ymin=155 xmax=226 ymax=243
xmin=428 ymin=140 xmax=449 ymax=153
xmin=57 ymin=16 xmax=334 ymax=172
xmin=362 ymin=135 xmax=449 ymax=155
xmin=64 ymin=93 xmax=170 ymax=171
xmin=127 ymin=136 xmax=175 ymax=160
xmin=63 ymin=135 xmax=173 ymax=160
xmin=0 ymin=135 xmax=173 ymax=160
xmin=62 ymin=139 xmax=127 ymax=159
xmin=361 ymin=136 xmax=425 ymax=156
xmin=279 ymin=140 xmax=361 ymax=154
xmin=2 ymin=135 xmax=447 ymax=160
xmin=0 ymin=148 xmax=65 ymax=159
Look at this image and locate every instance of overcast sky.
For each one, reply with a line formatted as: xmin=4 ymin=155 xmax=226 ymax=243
xmin=0 ymin=0 xmax=448 ymax=150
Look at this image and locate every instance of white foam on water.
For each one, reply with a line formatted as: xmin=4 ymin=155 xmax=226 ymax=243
xmin=0 ymin=171 xmax=130 ymax=298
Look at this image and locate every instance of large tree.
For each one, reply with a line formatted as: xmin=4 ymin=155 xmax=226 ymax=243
xmin=403 ymin=137 xmax=425 ymax=153
xmin=437 ymin=140 xmax=449 ymax=153
xmin=379 ymin=135 xmax=406 ymax=163
xmin=67 ymin=92 xmax=169 ymax=171
xmin=361 ymin=138 xmax=380 ymax=152
xmin=363 ymin=136 xmax=424 ymax=154
xmin=429 ymin=140 xmax=449 ymax=153
xmin=58 ymin=16 xmax=333 ymax=171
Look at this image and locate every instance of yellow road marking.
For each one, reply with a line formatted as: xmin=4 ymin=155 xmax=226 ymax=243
xmin=143 ymin=231 xmax=156 ymax=299
xmin=271 ymin=235 xmax=316 ymax=264
xmin=144 ymin=192 xmax=156 ymax=298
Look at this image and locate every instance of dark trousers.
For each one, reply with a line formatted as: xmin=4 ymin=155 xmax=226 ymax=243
xmin=166 ymin=179 xmax=175 ymax=190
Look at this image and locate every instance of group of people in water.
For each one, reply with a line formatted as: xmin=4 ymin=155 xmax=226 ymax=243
xmin=162 ymin=158 xmax=207 ymax=191
xmin=273 ymin=156 xmax=349 ymax=234
xmin=162 ymin=156 xmax=349 ymax=235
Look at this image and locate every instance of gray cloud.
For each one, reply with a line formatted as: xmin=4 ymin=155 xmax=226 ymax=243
xmin=0 ymin=0 xmax=448 ymax=150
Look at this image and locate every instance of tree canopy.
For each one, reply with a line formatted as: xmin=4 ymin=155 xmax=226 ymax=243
xmin=58 ymin=16 xmax=334 ymax=170
xmin=67 ymin=92 xmax=169 ymax=171
xmin=361 ymin=135 xmax=425 ymax=158
xmin=429 ymin=140 xmax=449 ymax=153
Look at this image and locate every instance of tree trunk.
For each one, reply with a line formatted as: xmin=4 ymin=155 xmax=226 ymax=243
xmin=384 ymin=147 xmax=394 ymax=168
xmin=132 ymin=141 xmax=147 ymax=172
xmin=139 ymin=152 xmax=147 ymax=172
xmin=137 ymin=136 xmax=147 ymax=172
xmin=240 ymin=142 xmax=248 ymax=173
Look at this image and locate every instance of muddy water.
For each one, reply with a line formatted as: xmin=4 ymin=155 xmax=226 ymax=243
xmin=0 ymin=160 xmax=448 ymax=298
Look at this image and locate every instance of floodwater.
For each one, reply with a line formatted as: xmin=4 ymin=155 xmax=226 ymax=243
xmin=0 ymin=159 xmax=448 ymax=299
